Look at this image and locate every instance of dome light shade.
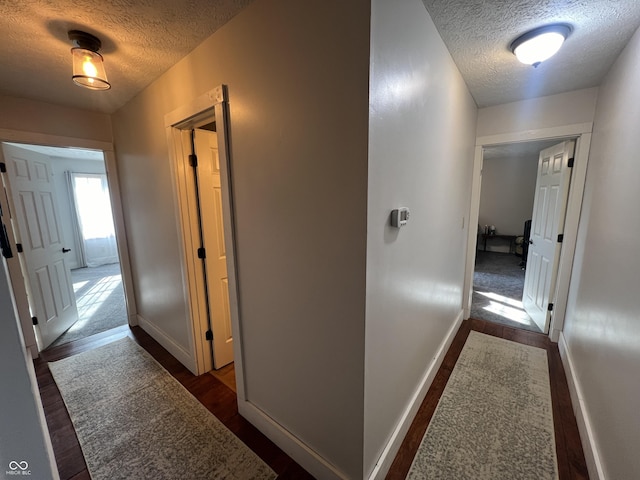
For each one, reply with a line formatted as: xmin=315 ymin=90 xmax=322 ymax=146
xmin=510 ymin=24 xmax=572 ymax=67
xmin=68 ymin=30 xmax=111 ymax=90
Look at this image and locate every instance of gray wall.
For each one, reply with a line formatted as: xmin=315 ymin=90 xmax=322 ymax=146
xmin=0 ymin=259 xmax=57 ymax=480
xmin=563 ymin=24 xmax=640 ymax=480
xmin=478 ymin=154 xmax=538 ymax=250
xmin=111 ymin=0 xmax=370 ymax=477
xmin=365 ymin=0 xmax=477 ymax=474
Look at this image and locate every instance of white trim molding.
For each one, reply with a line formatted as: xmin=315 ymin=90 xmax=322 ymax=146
xmin=136 ymin=314 xmax=197 ymax=374
xmin=558 ymin=333 xmax=606 ymax=480
xmin=367 ymin=310 xmax=464 ymax=480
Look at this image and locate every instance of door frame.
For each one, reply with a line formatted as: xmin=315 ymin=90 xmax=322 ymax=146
xmin=0 ymin=129 xmax=138 ymax=354
xmin=164 ymin=86 xmax=245 ymax=384
xmin=463 ymin=122 xmax=593 ymax=341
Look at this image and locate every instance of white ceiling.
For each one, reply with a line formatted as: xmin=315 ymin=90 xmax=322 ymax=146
xmin=422 ymin=0 xmax=640 ymax=107
xmin=4 ymin=143 xmax=104 ymax=161
xmin=0 ymin=0 xmax=254 ymax=114
xmin=483 ymin=140 xmax=561 ymax=161
xmin=0 ymin=1 xmax=639 ymax=114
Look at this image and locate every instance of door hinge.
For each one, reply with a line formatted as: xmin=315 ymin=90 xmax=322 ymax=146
xmin=16 ymin=243 xmax=23 ymax=253
xmin=568 ymin=157 xmax=575 ymax=168
xmin=0 ymin=162 xmax=6 ymax=173
xmin=557 ymin=234 xmax=564 ymax=243
xmin=197 ymin=247 xmax=206 ymax=259
xmin=205 ymin=330 xmax=213 ymax=341
xmin=548 ymin=303 xmax=554 ymax=312
xmin=32 ymin=316 xmax=38 ymax=326
xmin=189 ymin=154 xmax=198 ymax=168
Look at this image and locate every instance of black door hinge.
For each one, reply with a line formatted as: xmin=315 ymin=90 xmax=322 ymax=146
xmin=0 ymin=162 xmax=6 ymax=173
xmin=205 ymin=330 xmax=213 ymax=341
xmin=16 ymin=243 xmax=23 ymax=253
xmin=568 ymin=157 xmax=575 ymax=168
xmin=32 ymin=316 xmax=38 ymax=325
xmin=197 ymin=247 xmax=206 ymax=259
xmin=189 ymin=154 xmax=198 ymax=167
xmin=557 ymin=234 xmax=564 ymax=243
xmin=548 ymin=303 xmax=554 ymax=312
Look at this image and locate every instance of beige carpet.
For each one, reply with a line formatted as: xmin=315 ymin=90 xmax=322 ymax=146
xmin=49 ymin=338 xmax=276 ymax=480
xmin=407 ymin=331 xmax=558 ymax=480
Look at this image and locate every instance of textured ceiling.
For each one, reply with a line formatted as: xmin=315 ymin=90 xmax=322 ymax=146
xmin=0 ymin=0 xmax=254 ymax=113
xmin=4 ymin=142 xmax=104 ymax=161
xmin=422 ymin=0 xmax=640 ymax=107
xmin=1 ymin=1 xmax=639 ymax=114
xmin=483 ymin=139 xmax=561 ymax=161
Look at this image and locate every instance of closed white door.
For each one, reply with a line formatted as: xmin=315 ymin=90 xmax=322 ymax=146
xmin=523 ymin=140 xmax=574 ymax=333
xmin=194 ymin=129 xmax=234 ymax=369
xmin=2 ymin=143 xmax=78 ymax=348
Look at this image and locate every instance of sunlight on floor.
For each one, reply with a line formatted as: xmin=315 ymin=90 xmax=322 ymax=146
xmin=69 ymin=275 xmax=122 ymax=332
xmin=475 ymin=290 xmax=531 ymax=325
xmin=477 ymin=291 xmax=524 ymax=309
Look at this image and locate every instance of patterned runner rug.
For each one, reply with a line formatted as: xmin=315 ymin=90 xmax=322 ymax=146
xmin=49 ymin=338 xmax=275 ymax=480
xmin=407 ymin=331 xmax=558 ymax=480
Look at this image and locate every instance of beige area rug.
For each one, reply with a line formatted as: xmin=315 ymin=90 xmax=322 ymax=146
xmin=407 ymin=331 xmax=558 ymax=480
xmin=49 ymin=338 xmax=276 ymax=480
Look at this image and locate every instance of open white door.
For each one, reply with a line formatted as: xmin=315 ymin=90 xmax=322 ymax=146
xmin=523 ymin=140 xmax=575 ymax=333
xmin=194 ymin=129 xmax=234 ymax=369
xmin=2 ymin=143 xmax=78 ymax=348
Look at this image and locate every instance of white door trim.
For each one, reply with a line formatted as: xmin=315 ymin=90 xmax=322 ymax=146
xmin=463 ymin=122 xmax=592 ymax=341
xmin=164 ymin=87 xmax=245 ymax=389
xmin=0 ymin=130 xmax=137 ymax=353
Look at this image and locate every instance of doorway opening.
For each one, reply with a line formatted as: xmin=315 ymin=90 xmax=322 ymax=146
xmin=165 ymin=86 xmax=241 ymax=378
xmin=472 ymin=139 xmax=565 ymax=333
xmin=464 ymin=124 xmax=592 ymax=341
xmin=0 ymin=142 xmax=129 ymax=350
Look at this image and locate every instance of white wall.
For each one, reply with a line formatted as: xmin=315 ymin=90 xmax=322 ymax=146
xmin=478 ymin=154 xmax=538 ymax=250
xmin=365 ymin=0 xmax=477 ymax=475
xmin=562 ymin=25 xmax=640 ymax=480
xmin=50 ymin=156 xmax=107 ymax=270
xmin=111 ymin=0 xmax=370 ymax=477
xmin=477 ymin=87 xmax=598 ymax=138
xmin=0 ymin=95 xmax=112 ymax=143
xmin=0 ymin=259 xmax=57 ymax=480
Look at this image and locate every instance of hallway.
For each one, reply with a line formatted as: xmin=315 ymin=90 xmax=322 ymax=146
xmin=386 ymin=318 xmax=588 ymax=480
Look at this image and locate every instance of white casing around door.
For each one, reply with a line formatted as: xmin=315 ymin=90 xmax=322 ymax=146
xmin=523 ymin=140 xmax=575 ymax=333
xmin=2 ymin=143 xmax=78 ymax=348
xmin=194 ymin=130 xmax=234 ymax=369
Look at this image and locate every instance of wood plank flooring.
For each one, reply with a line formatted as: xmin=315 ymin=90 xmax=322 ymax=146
xmin=385 ymin=318 xmax=589 ymax=480
xmin=36 ymin=318 xmax=588 ymax=480
xmin=34 ymin=325 xmax=313 ymax=480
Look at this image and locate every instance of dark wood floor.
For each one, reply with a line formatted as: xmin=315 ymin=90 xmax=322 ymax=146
xmin=34 ymin=324 xmax=313 ymax=480
xmin=36 ymin=319 xmax=588 ymax=480
xmin=385 ymin=318 xmax=589 ymax=480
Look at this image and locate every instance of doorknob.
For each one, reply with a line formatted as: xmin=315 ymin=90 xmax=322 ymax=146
xmin=528 ymin=240 xmax=533 ymax=244
xmin=62 ymin=248 xmax=71 ymax=253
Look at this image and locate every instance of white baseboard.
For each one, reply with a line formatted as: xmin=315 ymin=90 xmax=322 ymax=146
xmin=136 ymin=314 xmax=197 ymax=375
xmin=367 ymin=310 xmax=464 ymax=480
xmin=238 ymin=400 xmax=347 ymax=480
xmin=558 ymin=333 xmax=606 ymax=480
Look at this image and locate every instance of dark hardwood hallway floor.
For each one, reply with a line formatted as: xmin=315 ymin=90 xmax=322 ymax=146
xmin=386 ymin=318 xmax=589 ymax=480
xmin=36 ymin=319 xmax=588 ymax=480
xmin=34 ymin=325 xmax=313 ymax=480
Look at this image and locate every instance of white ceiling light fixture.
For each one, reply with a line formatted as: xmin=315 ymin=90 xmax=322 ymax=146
xmin=510 ymin=24 xmax=572 ymax=67
xmin=68 ymin=30 xmax=111 ymax=90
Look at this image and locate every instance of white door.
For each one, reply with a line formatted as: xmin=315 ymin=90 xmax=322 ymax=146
xmin=194 ymin=129 xmax=234 ymax=369
xmin=523 ymin=140 xmax=575 ymax=333
xmin=2 ymin=143 xmax=78 ymax=348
